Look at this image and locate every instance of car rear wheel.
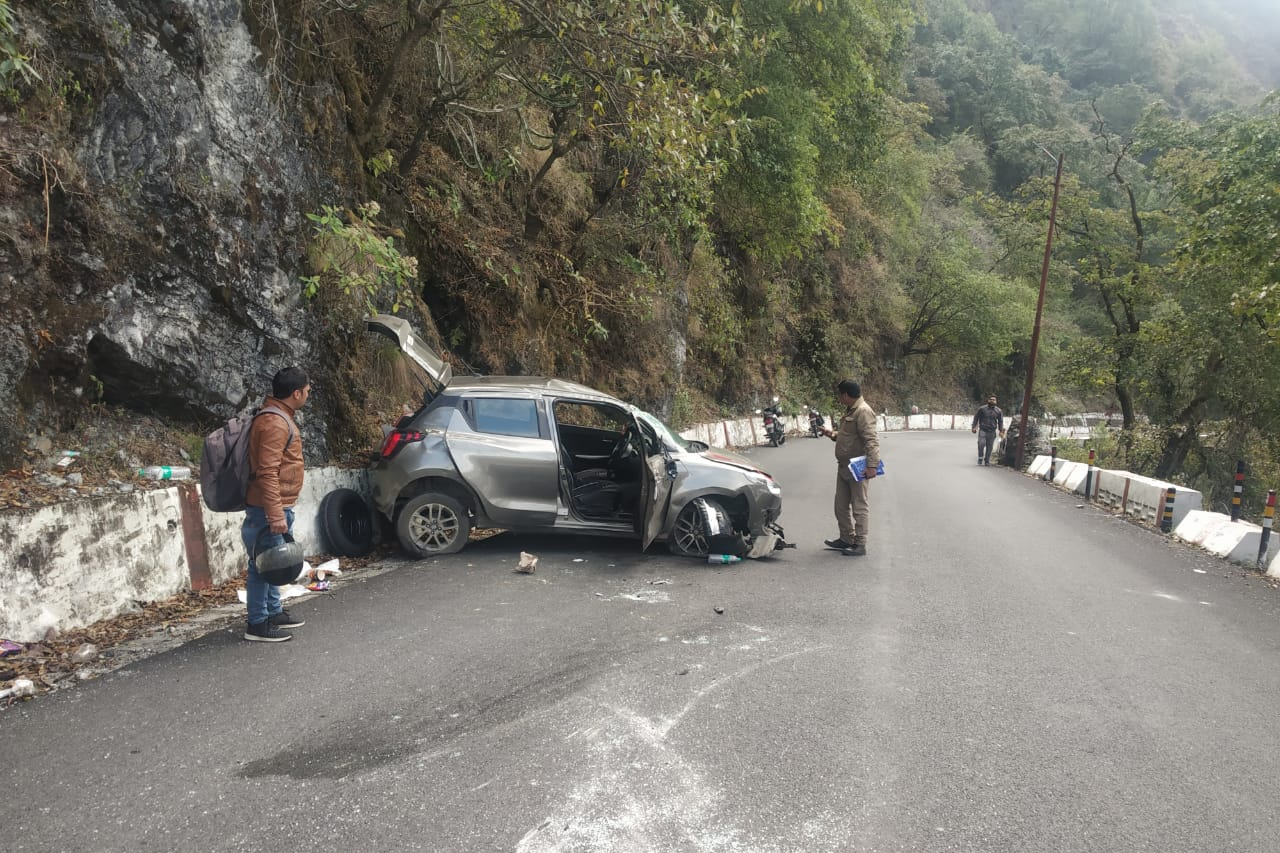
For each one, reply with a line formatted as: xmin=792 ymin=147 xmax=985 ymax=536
xmin=668 ymin=498 xmax=742 ymax=558
xmin=396 ymin=492 xmax=471 ymax=556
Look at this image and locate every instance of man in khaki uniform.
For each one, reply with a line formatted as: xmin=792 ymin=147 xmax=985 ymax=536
xmin=821 ymin=379 xmax=879 ymax=556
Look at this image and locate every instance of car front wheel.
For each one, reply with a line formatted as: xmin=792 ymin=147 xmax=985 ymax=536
xmin=668 ymin=497 xmax=742 ymax=558
xmin=396 ymin=492 xmax=471 ymax=556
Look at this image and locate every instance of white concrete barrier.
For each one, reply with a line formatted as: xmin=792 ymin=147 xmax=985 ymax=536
xmin=0 ymin=467 xmax=369 ymax=642
xmin=1176 ymin=510 xmax=1274 ymax=566
xmin=1 ymin=489 xmax=190 ymax=644
xmin=1174 ymin=510 xmax=1232 ymax=548
xmin=1028 ymin=455 xmax=1203 ymax=530
xmin=1029 ymin=456 xmax=1272 ymax=569
xmin=881 ymin=415 xmax=907 ymax=432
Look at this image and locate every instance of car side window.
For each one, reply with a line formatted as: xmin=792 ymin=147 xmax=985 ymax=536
xmin=472 ymin=398 xmax=542 ymax=438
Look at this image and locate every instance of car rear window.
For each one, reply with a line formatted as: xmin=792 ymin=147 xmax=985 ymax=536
xmin=472 ymin=398 xmax=542 ymax=438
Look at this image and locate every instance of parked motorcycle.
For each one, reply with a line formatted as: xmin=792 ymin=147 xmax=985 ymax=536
xmin=805 ymin=405 xmax=825 ymax=438
xmin=759 ymin=397 xmax=786 ymax=446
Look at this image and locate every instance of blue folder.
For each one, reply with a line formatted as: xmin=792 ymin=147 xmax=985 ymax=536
xmin=848 ymin=455 xmax=885 ymax=481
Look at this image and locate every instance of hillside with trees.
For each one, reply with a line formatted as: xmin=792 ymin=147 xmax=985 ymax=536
xmin=1 ymin=0 xmax=1277 ymax=513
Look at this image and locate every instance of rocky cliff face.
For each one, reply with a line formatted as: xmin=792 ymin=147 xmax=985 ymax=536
xmin=2 ymin=0 xmax=329 ymax=465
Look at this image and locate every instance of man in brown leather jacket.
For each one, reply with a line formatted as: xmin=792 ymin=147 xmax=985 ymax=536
xmin=821 ymin=379 xmax=879 ymax=557
xmin=240 ymin=367 xmax=310 ymax=642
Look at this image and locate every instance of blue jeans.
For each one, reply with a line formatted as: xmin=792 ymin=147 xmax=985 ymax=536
xmin=241 ymin=505 xmax=294 ymax=625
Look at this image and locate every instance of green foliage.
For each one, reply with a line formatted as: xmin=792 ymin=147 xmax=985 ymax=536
xmin=715 ymin=0 xmax=918 ymax=260
xmin=301 ymin=202 xmax=420 ymax=313
xmin=1146 ymin=99 xmax=1280 ymax=334
xmin=0 ymin=0 xmax=40 ymax=97
xmin=365 ymin=150 xmax=396 ymax=178
xmin=251 ymin=0 xmax=1280 ymax=484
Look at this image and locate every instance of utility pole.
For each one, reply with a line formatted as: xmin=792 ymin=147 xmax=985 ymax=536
xmin=1016 ymin=149 xmax=1065 ymax=470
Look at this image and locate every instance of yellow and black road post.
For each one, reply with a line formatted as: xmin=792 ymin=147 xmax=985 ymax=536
xmin=1160 ymin=486 xmax=1176 ymax=533
xmin=1231 ymin=461 xmax=1245 ymax=522
xmin=1084 ymin=448 xmax=1096 ymax=501
xmin=1258 ymin=490 xmax=1275 ymax=568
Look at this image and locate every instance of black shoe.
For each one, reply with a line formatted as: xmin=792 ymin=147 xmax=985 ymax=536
xmin=842 ymin=542 xmax=867 ymax=556
xmin=244 ymin=620 xmax=292 ymax=643
xmin=824 ymin=538 xmax=852 ymax=550
xmin=268 ymin=609 xmax=305 ymax=629
xmin=984 ymin=460 xmax=991 ymax=466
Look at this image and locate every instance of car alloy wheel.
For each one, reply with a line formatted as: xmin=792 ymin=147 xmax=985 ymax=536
xmin=396 ymin=492 xmax=471 ymax=556
xmin=668 ymin=497 xmax=734 ymax=557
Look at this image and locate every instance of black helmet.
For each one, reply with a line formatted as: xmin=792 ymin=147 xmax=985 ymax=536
xmin=253 ymin=530 xmax=305 ymax=586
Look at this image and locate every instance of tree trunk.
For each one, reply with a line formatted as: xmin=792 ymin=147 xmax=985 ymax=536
xmin=1154 ymin=427 xmax=1197 ymax=481
xmin=1116 ymin=383 xmax=1136 ymax=431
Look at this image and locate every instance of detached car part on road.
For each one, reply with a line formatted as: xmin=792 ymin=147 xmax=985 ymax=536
xmin=365 ymin=314 xmax=786 ymax=559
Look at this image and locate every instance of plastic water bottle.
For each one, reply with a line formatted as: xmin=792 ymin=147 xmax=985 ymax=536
xmin=137 ymin=466 xmax=192 ymax=480
xmin=707 ymin=554 xmax=742 ymax=564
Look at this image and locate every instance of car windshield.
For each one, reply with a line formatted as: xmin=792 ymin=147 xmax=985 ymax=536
xmin=635 ymin=410 xmax=699 ymax=452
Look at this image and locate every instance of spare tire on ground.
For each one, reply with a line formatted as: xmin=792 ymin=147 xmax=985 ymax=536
xmin=319 ymin=488 xmax=376 ymax=557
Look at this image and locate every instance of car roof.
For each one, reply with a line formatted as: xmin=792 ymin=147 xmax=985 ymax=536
xmin=446 ymin=375 xmax=626 ymax=405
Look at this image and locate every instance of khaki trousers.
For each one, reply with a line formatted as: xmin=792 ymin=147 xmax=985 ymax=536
xmin=834 ymin=464 xmax=870 ymax=544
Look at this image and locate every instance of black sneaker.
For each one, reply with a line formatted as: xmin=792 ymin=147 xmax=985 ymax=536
xmin=824 ymin=538 xmax=852 ymax=550
xmin=842 ymin=542 xmax=867 ymax=557
xmin=244 ymin=620 xmax=292 ymax=643
xmin=268 ymin=609 xmax=305 ymax=629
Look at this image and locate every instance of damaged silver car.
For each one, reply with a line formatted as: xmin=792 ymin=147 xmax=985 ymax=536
xmin=365 ymin=314 xmax=787 ymax=559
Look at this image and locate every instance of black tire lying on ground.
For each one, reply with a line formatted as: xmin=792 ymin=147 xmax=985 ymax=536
xmin=319 ymin=488 xmax=376 ymax=557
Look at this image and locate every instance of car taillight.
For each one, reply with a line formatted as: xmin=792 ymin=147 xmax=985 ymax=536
xmin=380 ymin=430 xmax=425 ymax=459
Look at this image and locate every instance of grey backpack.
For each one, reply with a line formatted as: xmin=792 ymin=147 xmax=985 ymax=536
xmin=199 ymin=406 xmax=295 ymax=511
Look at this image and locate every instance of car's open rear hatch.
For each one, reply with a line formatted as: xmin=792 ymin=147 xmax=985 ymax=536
xmin=365 ymin=313 xmax=453 ymax=397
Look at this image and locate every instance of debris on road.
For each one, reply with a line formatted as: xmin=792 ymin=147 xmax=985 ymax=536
xmin=305 ymin=558 xmax=342 ymax=582
xmin=713 ymin=606 xmax=725 ymax=614
xmin=69 ymin=644 xmax=98 ymax=664
xmin=516 ymin=551 xmax=538 ymax=574
xmin=0 ymin=679 xmax=36 ymax=701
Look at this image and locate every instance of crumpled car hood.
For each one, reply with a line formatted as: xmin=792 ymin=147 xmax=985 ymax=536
xmin=700 ymin=447 xmax=768 ymax=476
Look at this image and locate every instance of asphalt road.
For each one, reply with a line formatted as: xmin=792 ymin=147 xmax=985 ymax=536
xmin=5 ymin=430 xmax=1280 ymax=853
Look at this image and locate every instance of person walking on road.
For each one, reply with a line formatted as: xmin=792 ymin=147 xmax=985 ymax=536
xmin=241 ymin=367 xmax=311 ymax=643
xmin=821 ymin=379 xmax=879 ymax=557
xmin=972 ymin=394 xmax=1005 ymax=466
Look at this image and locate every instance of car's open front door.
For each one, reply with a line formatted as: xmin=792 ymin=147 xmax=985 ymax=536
xmin=633 ymin=417 xmax=675 ymax=549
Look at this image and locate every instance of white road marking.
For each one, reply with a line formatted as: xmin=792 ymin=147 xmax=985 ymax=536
xmin=515 ymin=645 xmax=836 ymax=853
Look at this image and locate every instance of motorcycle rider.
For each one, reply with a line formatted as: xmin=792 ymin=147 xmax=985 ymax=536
xmin=761 ymin=396 xmax=785 ymax=445
xmin=806 ymin=405 xmax=825 ymax=437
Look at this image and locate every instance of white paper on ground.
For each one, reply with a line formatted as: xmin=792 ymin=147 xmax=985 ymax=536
xmin=310 ymin=558 xmax=342 ymax=580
